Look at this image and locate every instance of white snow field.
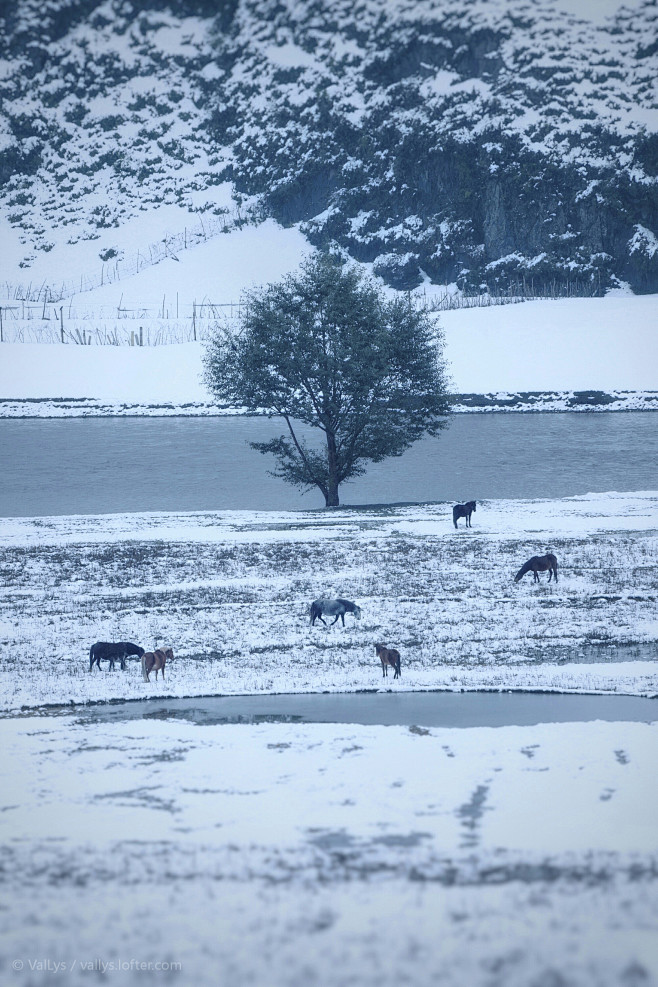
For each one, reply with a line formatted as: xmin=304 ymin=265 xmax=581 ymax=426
xmin=2 ymin=711 xmax=657 ymax=986
xmin=1 ymin=293 xmax=657 ymax=415
xmin=2 ymin=447 xmax=657 ymax=985
xmin=1 ymin=491 xmax=656 ymax=711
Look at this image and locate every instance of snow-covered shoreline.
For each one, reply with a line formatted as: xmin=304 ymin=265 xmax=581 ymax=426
xmin=1 ymin=389 xmax=658 ymax=418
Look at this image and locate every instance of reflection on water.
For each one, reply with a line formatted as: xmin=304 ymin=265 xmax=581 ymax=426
xmin=1 ymin=412 xmax=657 ymax=516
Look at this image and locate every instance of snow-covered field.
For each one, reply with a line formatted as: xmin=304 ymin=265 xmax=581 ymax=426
xmin=2 ymin=711 xmax=657 ymax=986
xmin=2 ymin=453 xmax=657 ymax=985
xmin=1 ymin=491 xmax=656 ymax=711
xmin=1 ymin=292 xmax=657 ymax=416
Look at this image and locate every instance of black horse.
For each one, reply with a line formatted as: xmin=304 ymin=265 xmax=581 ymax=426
xmin=310 ymin=598 xmax=362 ymax=627
xmin=514 ymin=554 xmax=558 ymax=584
xmin=453 ymin=501 xmax=476 ymax=529
xmin=89 ymin=641 xmax=145 ymax=671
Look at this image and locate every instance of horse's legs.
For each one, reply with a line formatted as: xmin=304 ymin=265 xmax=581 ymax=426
xmin=330 ymin=614 xmax=340 ymax=626
xmin=533 ymin=570 xmax=539 ymax=583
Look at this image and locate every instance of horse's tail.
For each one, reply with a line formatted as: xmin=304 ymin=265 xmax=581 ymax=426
xmin=395 ymin=656 xmax=401 ymax=677
xmin=452 ymin=505 xmax=459 ymax=528
xmin=141 ymin=653 xmax=148 ymax=682
xmin=310 ymin=602 xmax=319 ymax=625
xmin=89 ymin=644 xmax=95 ymax=670
xmin=514 ymin=561 xmax=531 ymax=582
xmin=553 ymin=557 xmax=558 ymax=582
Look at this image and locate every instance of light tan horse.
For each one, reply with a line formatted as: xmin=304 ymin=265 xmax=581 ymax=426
xmin=375 ymin=644 xmax=401 ymax=679
xmin=141 ymin=647 xmax=173 ymax=682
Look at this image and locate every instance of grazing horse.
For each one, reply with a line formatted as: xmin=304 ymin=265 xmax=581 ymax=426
xmin=375 ymin=644 xmax=401 ymax=679
xmin=141 ymin=647 xmax=173 ymax=682
xmin=310 ymin=598 xmax=362 ymax=627
xmin=89 ymin=641 xmax=144 ymax=672
xmin=514 ymin=553 xmax=558 ymax=584
xmin=453 ymin=501 xmax=476 ymax=529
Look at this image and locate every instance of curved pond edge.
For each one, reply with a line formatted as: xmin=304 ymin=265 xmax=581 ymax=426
xmin=5 ymin=686 xmax=657 ymax=726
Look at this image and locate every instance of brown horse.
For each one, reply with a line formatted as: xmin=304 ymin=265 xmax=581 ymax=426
xmin=375 ymin=644 xmax=401 ymax=679
xmin=141 ymin=647 xmax=173 ymax=682
xmin=514 ymin=553 xmax=558 ymax=584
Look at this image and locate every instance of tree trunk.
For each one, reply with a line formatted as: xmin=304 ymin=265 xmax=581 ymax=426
xmin=325 ymin=431 xmax=340 ymax=507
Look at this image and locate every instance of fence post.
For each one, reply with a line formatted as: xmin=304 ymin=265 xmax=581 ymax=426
xmin=60 ymin=306 xmax=64 ymax=342
xmin=0 ymin=306 xmax=3 ymax=343
xmin=192 ymin=301 xmax=196 ymax=341
xmin=139 ymin=325 xmax=143 ymax=347
xmin=130 ymin=330 xmax=135 ymax=346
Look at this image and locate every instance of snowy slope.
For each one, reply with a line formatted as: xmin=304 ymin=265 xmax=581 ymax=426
xmin=0 ymin=0 xmax=656 ymax=298
xmin=1 ymin=294 xmax=656 ymax=409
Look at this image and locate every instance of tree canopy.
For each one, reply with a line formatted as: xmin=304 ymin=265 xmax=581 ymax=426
xmin=203 ymin=254 xmax=451 ymax=507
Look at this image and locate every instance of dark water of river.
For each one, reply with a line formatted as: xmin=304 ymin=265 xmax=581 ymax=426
xmin=78 ymin=690 xmax=657 ymax=729
xmin=1 ymin=412 xmax=656 ymax=516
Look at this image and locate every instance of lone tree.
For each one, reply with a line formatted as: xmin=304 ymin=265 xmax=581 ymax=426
xmin=203 ymin=254 xmax=451 ymax=507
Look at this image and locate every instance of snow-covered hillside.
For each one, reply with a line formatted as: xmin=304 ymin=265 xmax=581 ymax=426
xmin=1 ymin=0 xmax=657 ymax=298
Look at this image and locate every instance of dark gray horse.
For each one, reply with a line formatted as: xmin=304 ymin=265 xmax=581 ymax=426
xmin=453 ymin=501 xmax=476 ymax=528
xmin=89 ymin=641 xmax=145 ymax=671
xmin=310 ymin=598 xmax=362 ymax=627
xmin=514 ymin=554 xmax=558 ymax=584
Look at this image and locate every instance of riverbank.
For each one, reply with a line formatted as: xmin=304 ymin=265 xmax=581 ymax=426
xmin=1 ymin=491 xmax=656 ymax=712
xmin=1 ymin=388 xmax=658 ymax=417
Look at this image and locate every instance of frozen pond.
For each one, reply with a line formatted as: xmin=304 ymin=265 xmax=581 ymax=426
xmin=1 ymin=411 xmax=657 ymax=515
xmin=75 ymin=690 xmax=658 ymax=728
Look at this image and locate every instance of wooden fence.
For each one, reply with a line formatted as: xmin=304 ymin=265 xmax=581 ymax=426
xmin=0 ymin=288 xmax=573 ymax=345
